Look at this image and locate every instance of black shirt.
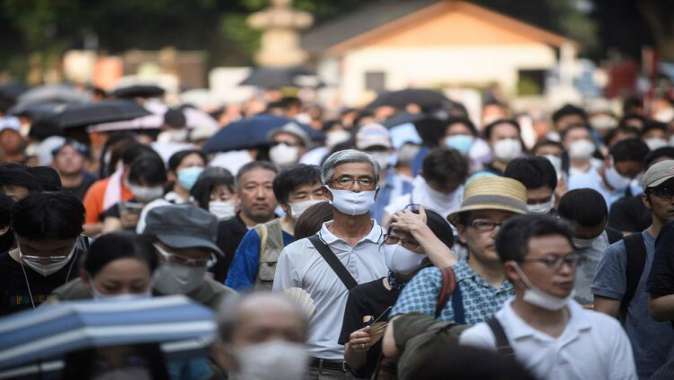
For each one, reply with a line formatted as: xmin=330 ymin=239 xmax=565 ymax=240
xmin=62 ymin=172 xmax=97 ymax=201
xmin=0 ymin=236 xmax=88 ymax=316
xmin=339 ymin=277 xmax=400 ymax=379
xmin=213 ymin=213 xmax=249 ymax=283
xmin=648 ymin=221 xmax=674 ymax=299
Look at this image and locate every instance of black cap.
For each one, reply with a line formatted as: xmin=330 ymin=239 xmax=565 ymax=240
xmin=144 ymin=205 xmax=223 ymax=256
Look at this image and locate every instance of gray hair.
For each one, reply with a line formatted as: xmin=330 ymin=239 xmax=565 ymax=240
xmin=320 ymin=149 xmax=380 ymax=185
xmin=216 ymin=292 xmax=308 ymax=343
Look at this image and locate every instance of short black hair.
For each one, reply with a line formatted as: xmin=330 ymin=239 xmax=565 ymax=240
xmin=167 ymin=149 xmax=207 ymax=173
xmin=641 ymin=120 xmax=668 ymax=137
xmin=609 ymin=138 xmax=650 ymax=163
xmin=163 ymin=108 xmax=186 ymax=128
xmin=236 ymin=161 xmax=278 ymax=187
xmin=11 ymin=192 xmax=84 ymax=240
xmin=622 ymin=96 xmax=643 ymax=115
xmin=557 ymin=188 xmax=607 ymax=227
xmin=190 ymin=167 xmax=235 ymax=210
xmin=27 ymin=166 xmax=62 ymax=191
xmin=0 ymin=193 xmax=13 ymax=227
xmin=482 ymin=118 xmax=520 ymax=141
xmin=425 ymin=209 xmax=454 ymax=248
xmin=421 ymin=148 xmax=469 ymax=187
xmin=445 ymin=116 xmax=478 ymax=136
xmin=121 ymin=144 xmax=160 ymax=167
xmin=504 ymin=157 xmax=557 ymax=191
xmin=495 ymin=214 xmax=573 ymax=262
xmin=619 ymin=114 xmax=647 ymax=128
xmin=0 ymin=163 xmax=42 ymax=191
xmin=552 ymin=104 xmax=587 ymax=125
xmin=604 ymin=125 xmax=640 ymax=146
xmin=645 ymin=147 xmax=674 ymax=168
xmin=532 ymin=139 xmax=564 ymax=155
xmin=83 ymin=231 xmax=158 ymax=277
xmin=559 ymin=123 xmax=591 ymax=142
xmin=128 ymin=155 xmax=167 ymax=186
xmin=272 ymin=164 xmax=322 ymax=205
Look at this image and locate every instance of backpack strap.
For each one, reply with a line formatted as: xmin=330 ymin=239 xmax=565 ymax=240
xmin=308 ymin=235 xmax=357 ymax=290
xmin=434 ymin=266 xmax=456 ymax=319
xmin=486 ymin=317 xmax=515 ymax=356
xmin=451 ymin=283 xmax=465 ymax=324
xmin=620 ymin=233 xmax=647 ymax=319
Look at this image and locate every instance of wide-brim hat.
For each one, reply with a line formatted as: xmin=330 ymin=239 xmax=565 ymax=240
xmin=447 ymin=176 xmax=527 ymax=226
xmin=144 ymin=204 xmax=223 ymax=256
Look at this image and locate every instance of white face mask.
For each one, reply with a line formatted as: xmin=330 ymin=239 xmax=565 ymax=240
xmin=644 ymin=138 xmax=668 ymax=151
xmin=369 ymin=152 xmax=390 ymax=171
xmin=17 ymin=244 xmax=76 ymax=277
xmin=92 ymin=285 xmax=152 ymax=301
xmin=209 ymin=200 xmax=237 ymax=220
xmin=444 ymin=135 xmax=475 ymax=155
xmin=527 ymin=197 xmax=554 ymax=215
xmin=383 ymin=243 xmax=425 ymax=274
xmin=269 ymin=143 xmax=300 ymax=166
xmin=568 ymin=139 xmax=595 ymax=160
xmin=492 ymin=138 xmax=522 ymax=162
xmin=605 ymin=165 xmax=632 ymax=191
xmin=232 ymin=340 xmax=308 ymax=380
xmin=289 ymin=199 xmax=322 ymax=220
xmin=153 ymin=245 xmax=206 ymax=294
xmin=513 ymin=263 xmax=572 ymax=311
xmin=128 ymin=184 xmax=164 ymax=202
xmin=328 ymin=187 xmax=376 ymax=216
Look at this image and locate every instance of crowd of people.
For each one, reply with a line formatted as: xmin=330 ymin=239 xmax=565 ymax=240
xmin=0 ymin=83 xmax=674 ymax=380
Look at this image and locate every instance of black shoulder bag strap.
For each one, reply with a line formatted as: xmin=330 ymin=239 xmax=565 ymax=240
xmin=620 ymin=233 xmax=647 ymax=319
xmin=486 ymin=317 xmax=515 ymax=356
xmin=308 ymin=234 xmax=357 ymax=290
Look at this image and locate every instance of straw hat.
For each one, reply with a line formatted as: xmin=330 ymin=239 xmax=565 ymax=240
xmin=447 ymin=176 xmax=527 ymax=226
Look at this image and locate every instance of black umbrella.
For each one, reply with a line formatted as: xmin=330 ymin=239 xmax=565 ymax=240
xmin=240 ymin=67 xmax=323 ymax=88
xmin=0 ymin=82 xmax=28 ymax=110
xmin=366 ymin=89 xmax=451 ymax=111
xmin=203 ymin=114 xmax=322 ymax=153
xmin=47 ymin=100 xmax=152 ymax=130
xmin=112 ymin=84 xmax=166 ymax=99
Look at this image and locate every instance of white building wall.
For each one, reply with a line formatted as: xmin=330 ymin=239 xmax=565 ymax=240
xmin=337 ymin=44 xmax=558 ymax=106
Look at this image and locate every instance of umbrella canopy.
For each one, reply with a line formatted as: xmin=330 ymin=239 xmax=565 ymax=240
xmin=0 ymin=82 xmax=28 ymax=110
xmin=87 ymin=114 xmax=164 ymax=133
xmin=112 ymin=84 xmax=165 ymax=99
xmin=366 ymin=89 xmax=450 ymax=111
xmin=16 ymin=85 xmax=91 ymax=108
xmin=47 ymin=99 xmax=152 ymax=130
xmin=240 ymin=67 xmax=323 ymax=88
xmin=0 ymin=295 xmax=215 ymax=370
xmin=203 ymin=114 xmax=322 ymax=153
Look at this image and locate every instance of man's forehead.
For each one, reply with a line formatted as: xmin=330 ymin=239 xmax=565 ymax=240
xmin=333 ymin=162 xmax=375 ymax=176
xmin=240 ymin=168 xmax=276 ymax=183
xmin=468 ymin=209 xmax=514 ymax=221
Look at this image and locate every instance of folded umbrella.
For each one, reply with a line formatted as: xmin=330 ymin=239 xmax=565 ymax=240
xmin=203 ymin=114 xmax=322 ymax=153
xmin=0 ymin=295 xmax=215 ymax=370
xmin=48 ymin=99 xmax=152 ymax=130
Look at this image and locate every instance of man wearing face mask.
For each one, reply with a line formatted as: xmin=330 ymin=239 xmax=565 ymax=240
xmin=384 ymin=148 xmax=468 ymax=225
xmin=460 ymin=215 xmax=637 ymax=380
xmin=143 ymin=205 xmax=236 ymax=309
xmin=268 ymin=122 xmax=311 ymax=168
xmin=213 ymin=292 xmax=309 ymax=380
xmin=227 ymin=165 xmax=327 ymax=291
xmin=273 ymin=150 xmax=389 ymax=379
xmin=0 ymin=192 xmax=88 ymax=315
xmin=390 ymin=177 xmax=524 ymax=323
xmin=595 ymin=138 xmax=649 ymax=207
xmin=481 ymin=118 xmax=523 ymax=175
xmin=557 ymin=189 xmax=614 ymax=306
xmin=354 ymin=123 xmax=413 ymax=223
xmin=504 ymin=157 xmax=558 ymax=215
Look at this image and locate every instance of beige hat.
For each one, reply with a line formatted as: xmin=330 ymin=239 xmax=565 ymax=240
xmin=447 ymin=176 xmax=527 ymax=226
xmin=642 ymin=159 xmax=674 ymax=189
xmin=355 ymin=123 xmax=391 ymax=150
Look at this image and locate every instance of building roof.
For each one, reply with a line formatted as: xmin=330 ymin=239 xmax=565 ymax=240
xmin=301 ymin=0 xmax=575 ymax=56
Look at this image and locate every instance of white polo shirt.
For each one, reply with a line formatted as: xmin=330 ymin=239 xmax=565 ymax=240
xmin=460 ymin=298 xmax=637 ymax=380
xmin=273 ymin=221 xmax=387 ymax=360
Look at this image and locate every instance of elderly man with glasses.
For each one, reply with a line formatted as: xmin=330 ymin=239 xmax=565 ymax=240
xmin=273 ymin=149 xmax=390 ymax=380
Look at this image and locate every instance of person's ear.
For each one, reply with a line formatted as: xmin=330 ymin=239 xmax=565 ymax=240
xmin=324 ymin=186 xmax=333 ymax=202
xmin=0 ymin=225 xmax=8 ymax=235
xmin=456 ymin=225 xmax=467 ymax=245
xmin=503 ymin=261 xmax=521 ymax=286
xmin=641 ymin=193 xmax=652 ymax=211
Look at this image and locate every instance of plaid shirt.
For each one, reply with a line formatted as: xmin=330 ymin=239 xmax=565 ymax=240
xmin=391 ymin=260 xmax=513 ymax=323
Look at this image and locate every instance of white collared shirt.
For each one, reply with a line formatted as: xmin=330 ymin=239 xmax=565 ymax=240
xmin=460 ymin=298 xmax=637 ymax=380
xmin=273 ymin=221 xmax=387 ymax=360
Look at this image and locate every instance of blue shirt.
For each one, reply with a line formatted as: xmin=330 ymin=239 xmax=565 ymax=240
xmin=593 ymin=230 xmax=674 ymax=379
xmin=225 ymin=228 xmax=294 ymax=291
xmin=391 ymin=260 xmax=513 ymax=323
